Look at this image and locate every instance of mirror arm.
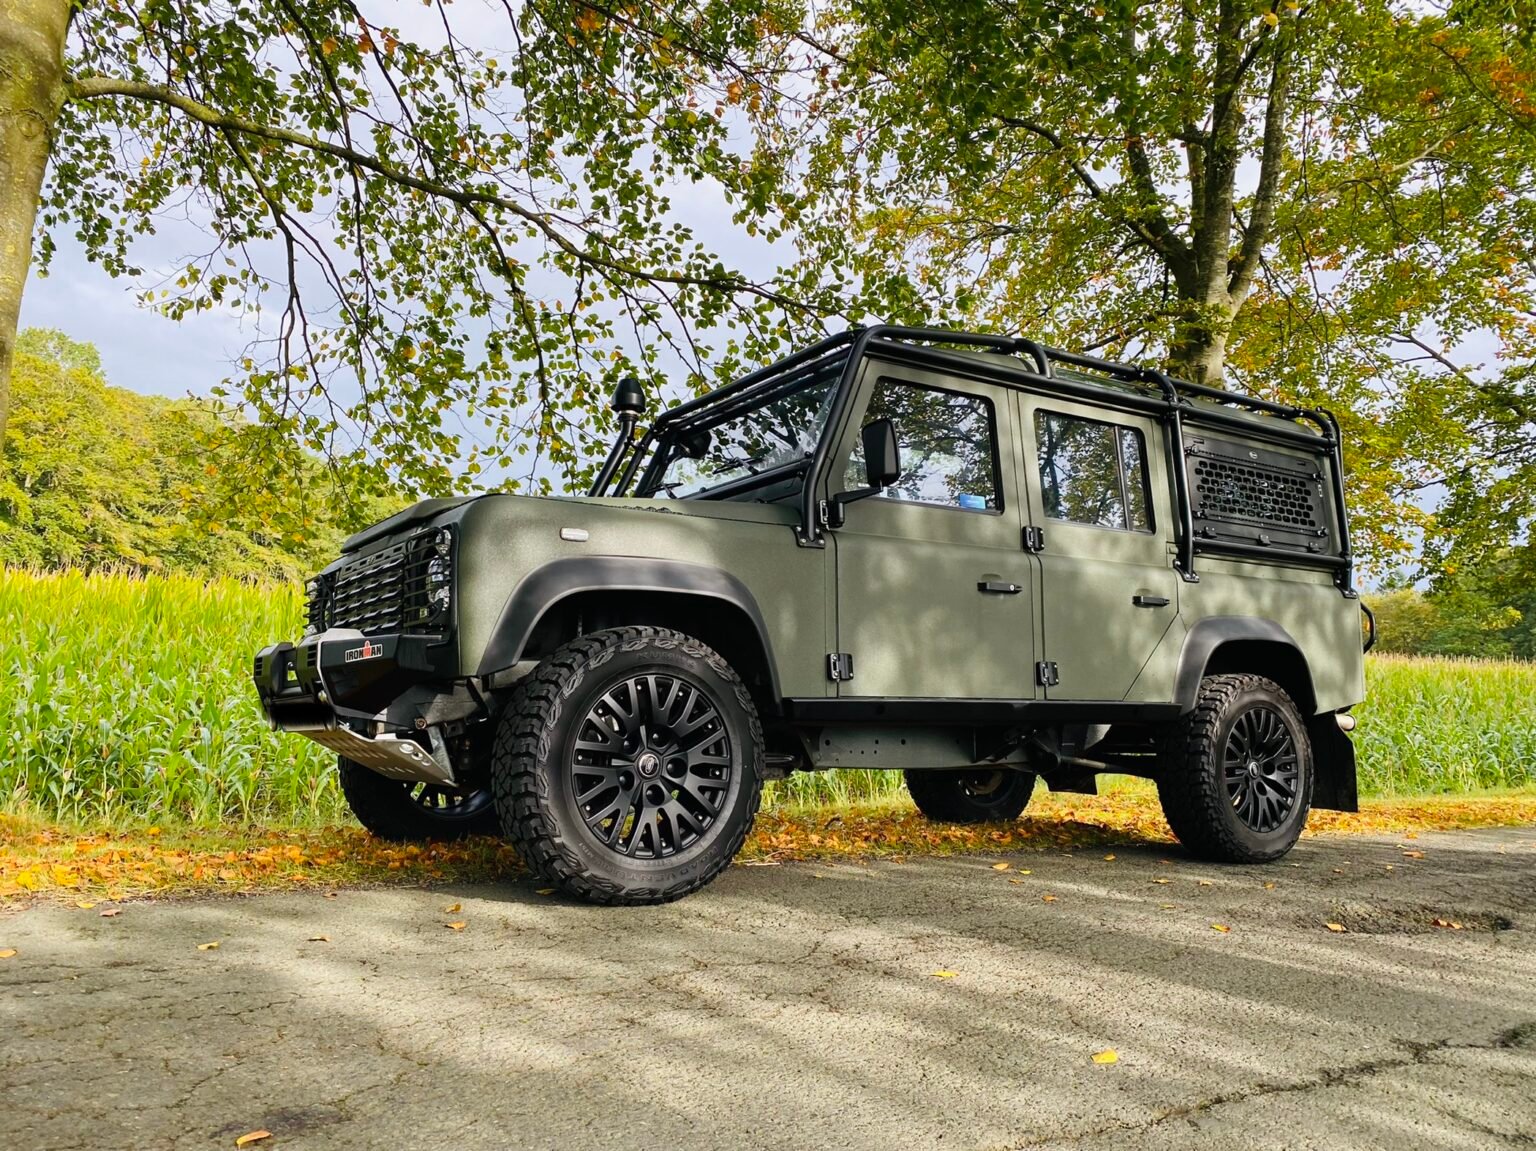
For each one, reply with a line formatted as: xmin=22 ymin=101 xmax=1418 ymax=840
xmin=828 ymin=485 xmax=882 ymax=528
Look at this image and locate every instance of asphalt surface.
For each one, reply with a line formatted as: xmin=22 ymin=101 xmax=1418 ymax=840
xmin=4 ymin=827 xmax=1535 ymax=1151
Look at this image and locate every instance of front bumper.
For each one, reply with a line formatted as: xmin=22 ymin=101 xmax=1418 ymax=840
xmin=253 ymin=630 xmax=457 ymax=786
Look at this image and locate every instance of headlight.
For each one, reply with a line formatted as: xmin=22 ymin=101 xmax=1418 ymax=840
xmin=303 ymin=577 xmax=328 ymax=635
xmin=420 ymin=527 xmax=453 ymax=620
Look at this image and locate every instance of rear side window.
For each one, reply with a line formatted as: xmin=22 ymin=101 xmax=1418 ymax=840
xmin=1035 ymin=411 xmax=1153 ymax=532
xmin=845 ymin=379 xmax=1001 ymax=510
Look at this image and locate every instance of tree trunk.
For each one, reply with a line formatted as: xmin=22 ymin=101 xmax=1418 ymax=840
xmin=0 ymin=0 xmax=69 ymax=449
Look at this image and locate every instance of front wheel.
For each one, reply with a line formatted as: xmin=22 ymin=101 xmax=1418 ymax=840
xmin=338 ymin=757 xmax=498 ymax=841
xmin=905 ymin=768 xmax=1035 ymax=823
xmin=491 ymin=627 xmax=764 ymax=905
xmin=1157 ymin=673 xmax=1313 ymax=863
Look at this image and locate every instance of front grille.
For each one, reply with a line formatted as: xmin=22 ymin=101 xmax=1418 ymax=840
xmin=307 ymin=527 xmax=452 ymax=635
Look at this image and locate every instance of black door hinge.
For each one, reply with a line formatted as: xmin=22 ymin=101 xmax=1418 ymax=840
xmin=1022 ymin=525 xmax=1045 ymax=552
xmin=827 ymin=652 xmax=855 ymax=682
xmin=1035 ymin=660 xmax=1059 ymax=687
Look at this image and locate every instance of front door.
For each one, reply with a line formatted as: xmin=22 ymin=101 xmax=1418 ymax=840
xmin=1017 ymin=393 xmax=1180 ymax=701
xmin=831 ymin=366 xmax=1037 ymax=699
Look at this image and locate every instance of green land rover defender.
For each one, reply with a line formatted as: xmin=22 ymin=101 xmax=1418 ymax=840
xmin=254 ymin=326 xmax=1371 ymax=904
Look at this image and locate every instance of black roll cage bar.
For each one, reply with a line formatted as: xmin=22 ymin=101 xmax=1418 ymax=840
xmin=595 ymin=325 xmax=1356 ymax=596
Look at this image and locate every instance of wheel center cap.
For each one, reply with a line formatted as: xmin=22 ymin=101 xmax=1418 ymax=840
xmin=1247 ymin=760 xmax=1261 ymax=778
xmin=636 ymin=752 xmax=662 ymax=779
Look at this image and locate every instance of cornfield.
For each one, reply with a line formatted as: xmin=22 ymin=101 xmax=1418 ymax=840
xmin=2 ymin=569 xmax=1532 ymax=826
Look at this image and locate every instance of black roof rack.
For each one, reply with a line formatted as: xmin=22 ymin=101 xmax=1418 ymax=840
xmin=624 ymin=325 xmax=1355 ymax=595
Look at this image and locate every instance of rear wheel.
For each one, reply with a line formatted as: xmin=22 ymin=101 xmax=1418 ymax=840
xmin=904 ymin=768 xmax=1035 ymax=823
xmin=337 ymin=757 xmax=498 ymax=841
xmin=1157 ymin=673 xmax=1313 ymax=863
xmin=491 ymin=626 xmax=764 ymax=905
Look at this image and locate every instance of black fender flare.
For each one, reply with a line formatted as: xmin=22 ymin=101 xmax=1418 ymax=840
xmin=475 ymin=556 xmax=781 ymax=698
xmin=1173 ymin=617 xmax=1314 ymax=713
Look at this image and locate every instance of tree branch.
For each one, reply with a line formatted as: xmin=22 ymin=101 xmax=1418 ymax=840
xmin=65 ymin=73 xmax=822 ymax=316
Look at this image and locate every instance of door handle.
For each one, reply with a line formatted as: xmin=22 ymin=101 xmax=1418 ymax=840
xmin=978 ymin=580 xmax=1023 ymax=595
xmin=1132 ymin=594 xmax=1171 ymax=607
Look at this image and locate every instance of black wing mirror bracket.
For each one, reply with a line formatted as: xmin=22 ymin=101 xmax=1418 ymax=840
xmin=829 ymin=418 xmax=901 ymax=528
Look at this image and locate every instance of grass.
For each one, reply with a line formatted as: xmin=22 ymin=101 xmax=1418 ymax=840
xmin=1 ymin=568 xmax=1534 ymax=830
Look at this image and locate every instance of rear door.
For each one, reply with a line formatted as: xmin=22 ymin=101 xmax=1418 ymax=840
xmin=830 ymin=365 xmax=1037 ymax=699
xmin=1016 ymin=394 xmax=1180 ymax=701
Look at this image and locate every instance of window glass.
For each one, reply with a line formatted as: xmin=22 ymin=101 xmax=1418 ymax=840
xmin=843 ymin=379 xmax=1000 ymax=510
xmin=1035 ymin=411 xmax=1153 ymax=531
xmin=652 ymin=370 xmax=840 ymax=498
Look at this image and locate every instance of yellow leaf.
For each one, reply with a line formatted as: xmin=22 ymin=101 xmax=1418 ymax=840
xmin=929 ymin=970 xmax=958 ymax=979
xmin=991 ymin=862 xmax=1010 ymax=871
xmin=1102 ymin=854 xmax=1116 ymax=861
xmin=1018 ymin=869 xmax=1031 ymax=875
xmin=535 ymin=888 xmax=557 ymax=896
xmin=1008 ymin=878 xmax=1024 ymax=885
xmin=1041 ymin=894 xmax=1058 ymax=903
xmin=321 ymin=36 xmax=338 ymax=55
xmin=1262 ymin=10 xmax=1279 ymax=27
xmin=444 ymin=903 xmax=462 ymax=913
xmin=235 ymin=1132 xmax=273 ymax=1148
xmin=1403 ymin=850 xmax=1425 ymax=859
xmin=198 ymin=941 xmax=220 ymax=951
xmin=445 ymin=921 xmax=466 ymax=931
xmin=1198 ymin=880 xmax=1213 ymax=887
xmin=75 ymin=900 xmax=97 ymax=909
xmin=147 ymin=827 xmax=161 ymax=837
xmin=0 ymin=949 xmax=16 ymax=959
xmin=1153 ymin=878 xmax=1171 ymax=885
xmin=1211 ymin=924 xmax=1231 ymax=933
xmin=1091 ymin=1049 xmax=1119 ymax=1064
xmin=1325 ymin=923 xmax=1346 ymax=933
xmin=307 ymin=935 xmax=330 ymax=943
xmin=1263 ymin=882 xmax=1277 ymax=890
xmin=1158 ymin=903 xmax=1177 ymax=910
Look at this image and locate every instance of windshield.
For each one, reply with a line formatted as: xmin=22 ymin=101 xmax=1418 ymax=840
xmin=641 ymin=361 xmax=844 ymax=499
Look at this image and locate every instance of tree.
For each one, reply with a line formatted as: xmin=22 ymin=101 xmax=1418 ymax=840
xmin=0 ymin=327 xmax=385 ymax=577
xmin=0 ymin=0 xmax=818 ymax=492
xmin=756 ymin=0 xmax=1536 ymax=569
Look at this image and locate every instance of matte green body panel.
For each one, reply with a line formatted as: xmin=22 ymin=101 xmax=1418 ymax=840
xmin=446 ymin=494 xmax=831 ymax=698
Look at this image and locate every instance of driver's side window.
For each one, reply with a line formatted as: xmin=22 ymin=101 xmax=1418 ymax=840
xmin=843 ymin=378 xmax=1000 ymax=510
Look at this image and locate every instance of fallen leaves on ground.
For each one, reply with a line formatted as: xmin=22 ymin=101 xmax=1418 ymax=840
xmin=445 ymin=921 xmax=466 ymax=931
xmin=0 ymin=949 xmax=16 ymax=959
xmin=1326 ymin=922 xmax=1347 ymax=933
xmin=1091 ymin=1049 xmax=1119 ymax=1065
xmin=234 ymin=1132 xmax=272 ymax=1148
xmin=1211 ymin=923 xmax=1231 ymax=933
xmin=929 ymin=970 xmax=958 ymax=979
xmin=196 ymin=941 xmax=219 ymax=951
xmin=3 ymin=788 xmax=1535 ymax=904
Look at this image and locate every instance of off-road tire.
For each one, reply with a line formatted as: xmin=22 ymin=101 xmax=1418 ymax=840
xmin=1158 ymin=673 xmax=1313 ymax=863
xmin=904 ymin=768 xmax=1035 ymax=823
xmin=337 ymin=757 xmax=498 ymax=841
xmin=491 ymin=627 xmax=764 ymax=905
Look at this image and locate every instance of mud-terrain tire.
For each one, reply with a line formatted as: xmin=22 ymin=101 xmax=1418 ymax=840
xmin=1158 ymin=673 xmax=1313 ymax=863
xmin=337 ymin=757 xmax=498 ymax=841
xmin=491 ymin=627 xmax=764 ymax=905
xmin=904 ymin=768 xmax=1035 ymax=823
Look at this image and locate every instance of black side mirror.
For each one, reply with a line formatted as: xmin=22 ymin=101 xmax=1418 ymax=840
xmin=830 ymin=418 xmax=902 ymax=526
xmin=860 ymin=418 xmax=901 ymax=489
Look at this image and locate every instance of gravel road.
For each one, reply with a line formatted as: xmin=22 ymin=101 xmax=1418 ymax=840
xmin=4 ymin=826 xmax=1534 ymax=1150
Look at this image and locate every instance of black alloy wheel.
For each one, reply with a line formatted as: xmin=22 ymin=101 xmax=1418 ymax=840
xmin=570 ymin=672 xmax=734 ymax=859
xmin=338 ymin=758 xmax=499 ymax=841
xmin=905 ymin=767 xmax=1035 ymax=823
xmin=1223 ymin=704 xmax=1301 ymax=833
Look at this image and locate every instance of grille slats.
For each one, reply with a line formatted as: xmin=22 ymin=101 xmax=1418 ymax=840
xmin=307 ymin=528 xmax=450 ymax=635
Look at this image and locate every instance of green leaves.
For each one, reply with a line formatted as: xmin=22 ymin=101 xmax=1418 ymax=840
xmin=38 ymin=0 xmax=817 ymax=496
